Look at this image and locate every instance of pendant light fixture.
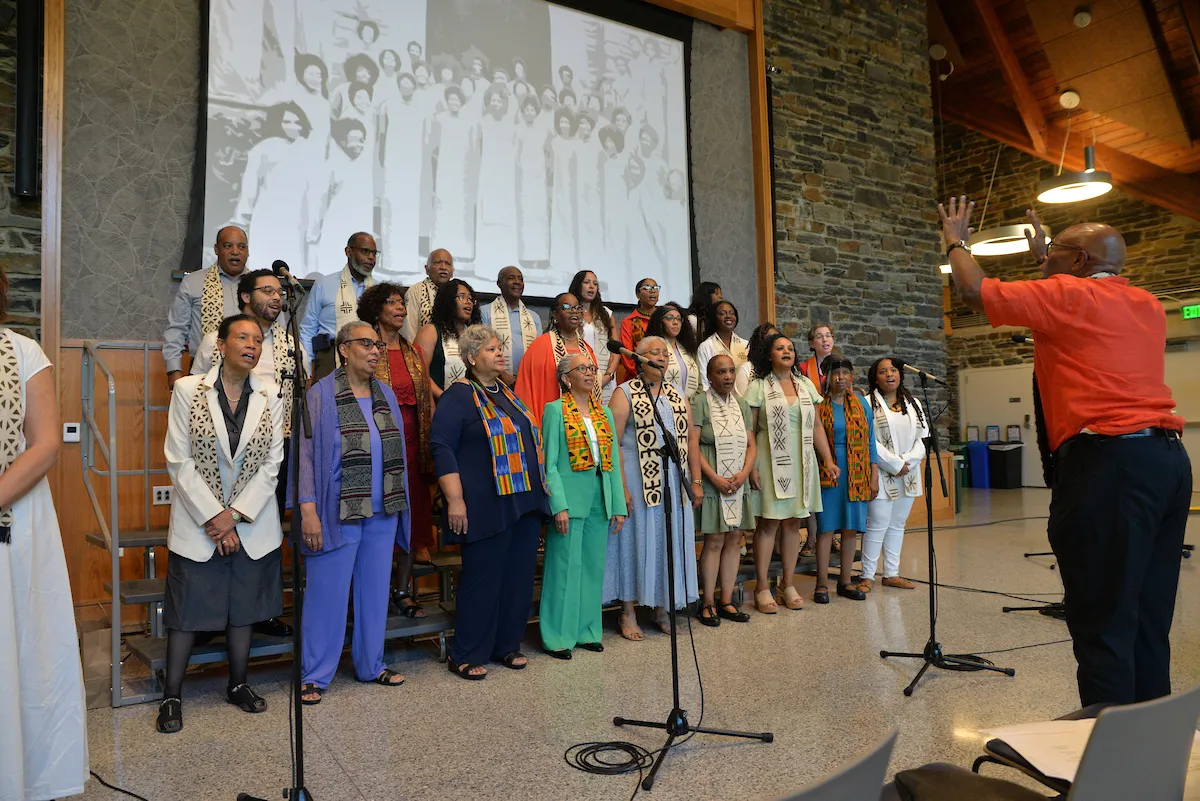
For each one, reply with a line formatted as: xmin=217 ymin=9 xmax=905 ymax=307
xmin=966 ymin=144 xmax=1051 ymax=257
xmin=1036 ymin=93 xmax=1113 ymax=204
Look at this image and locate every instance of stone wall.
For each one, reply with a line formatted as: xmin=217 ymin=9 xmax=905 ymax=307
xmin=0 ymin=0 xmax=42 ymax=339
xmin=941 ymin=121 xmax=1200 ymax=434
xmin=763 ymin=0 xmax=944 ymax=403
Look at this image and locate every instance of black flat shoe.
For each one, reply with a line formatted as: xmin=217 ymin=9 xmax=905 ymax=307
xmin=813 ymin=586 xmax=830 ymax=605
xmin=156 ymin=697 xmax=182 ymax=734
xmin=253 ymin=617 xmax=293 ymax=638
xmin=543 ymin=648 xmax=573 ymax=660
xmin=579 ymin=642 xmax=604 ymax=652
xmin=226 ymin=683 xmax=267 ymax=713
xmin=716 ymin=603 xmax=751 ymax=623
xmin=837 ymin=583 xmax=866 ymax=601
xmin=496 ymin=652 xmax=528 ymax=669
xmin=697 ymin=605 xmax=720 ymax=627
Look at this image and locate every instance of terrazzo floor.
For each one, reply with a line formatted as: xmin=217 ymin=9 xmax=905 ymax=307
xmin=79 ymin=488 xmax=1200 ymax=800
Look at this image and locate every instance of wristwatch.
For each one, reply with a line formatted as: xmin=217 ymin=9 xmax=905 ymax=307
xmin=945 ymin=240 xmax=968 ymax=257
xmin=229 ymin=509 xmax=244 ymax=524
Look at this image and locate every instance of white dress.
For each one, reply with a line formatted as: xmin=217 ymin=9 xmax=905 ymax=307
xmin=0 ymin=331 xmax=88 ymax=801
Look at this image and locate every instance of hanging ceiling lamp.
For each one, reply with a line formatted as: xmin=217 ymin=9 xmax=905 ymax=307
xmin=966 ymin=145 xmax=1051 ymax=257
xmin=1036 ymin=92 xmax=1113 ymax=204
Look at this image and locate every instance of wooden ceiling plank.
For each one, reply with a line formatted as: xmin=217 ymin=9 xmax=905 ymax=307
xmin=970 ymin=0 xmax=1049 ymax=151
xmin=940 ymin=96 xmax=1200 ymax=218
xmin=1138 ymin=0 xmax=1197 ymax=141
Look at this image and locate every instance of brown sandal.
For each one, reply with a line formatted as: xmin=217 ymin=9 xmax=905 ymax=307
xmin=780 ymin=585 xmax=803 ymax=610
xmin=755 ymin=588 xmax=778 ymax=614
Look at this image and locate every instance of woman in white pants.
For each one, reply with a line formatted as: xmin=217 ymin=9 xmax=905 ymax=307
xmin=859 ymin=357 xmax=929 ymax=592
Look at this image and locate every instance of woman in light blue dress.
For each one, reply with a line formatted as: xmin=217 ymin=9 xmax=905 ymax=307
xmin=604 ymin=336 xmax=702 ymax=641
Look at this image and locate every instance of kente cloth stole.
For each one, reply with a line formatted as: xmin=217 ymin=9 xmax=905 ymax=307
xmin=663 ymin=344 xmax=699 ymax=398
xmin=762 ymin=373 xmax=814 ymax=504
xmin=628 ymin=379 xmax=689 ymax=508
xmin=0 ymin=333 xmax=21 ymax=542
xmin=562 ymin=390 xmax=614 ymax=472
xmin=333 ymin=368 xmax=408 ymax=521
xmin=335 ymin=265 xmax=375 ymax=337
xmin=468 ymin=380 xmax=546 ymax=495
xmin=707 ymin=389 xmax=748 ymax=526
xmin=818 ymin=393 xmax=871 ymax=501
xmin=628 ymin=312 xmax=649 ymax=350
xmin=551 ymin=331 xmax=601 ymax=404
xmin=415 ymin=278 xmax=437 ymax=328
xmin=188 ymin=377 xmax=273 ymax=508
xmin=374 ymin=339 xmax=434 ymax=476
xmin=200 ymin=265 xmax=226 ymax=338
xmin=489 ymin=298 xmax=538 ymax=366
xmin=210 ymin=324 xmax=296 ymax=436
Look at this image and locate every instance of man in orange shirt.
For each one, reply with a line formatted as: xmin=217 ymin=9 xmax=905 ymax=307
xmin=941 ymin=196 xmax=1190 ymax=707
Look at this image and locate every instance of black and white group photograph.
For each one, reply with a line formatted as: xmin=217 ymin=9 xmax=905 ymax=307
xmin=203 ymin=0 xmax=692 ymax=303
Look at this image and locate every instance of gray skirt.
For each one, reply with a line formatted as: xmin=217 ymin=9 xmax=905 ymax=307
xmin=163 ymin=546 xmax=283 ymax=631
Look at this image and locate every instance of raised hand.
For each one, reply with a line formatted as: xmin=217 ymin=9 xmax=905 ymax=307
xmin=937 ymin=195 xmax=975 ymax=249
xmin=1025 ymin=208 xmax=1049 ymax=264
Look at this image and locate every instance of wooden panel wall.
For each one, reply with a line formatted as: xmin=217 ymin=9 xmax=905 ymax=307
xmin=55 ymin=343 xmax=173 ymax=605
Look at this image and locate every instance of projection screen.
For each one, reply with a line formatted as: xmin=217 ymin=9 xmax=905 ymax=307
xmin=202 ymin=0 xmax=693 ymax=305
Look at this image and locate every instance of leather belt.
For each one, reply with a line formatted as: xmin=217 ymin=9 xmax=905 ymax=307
xmin=1057 ymin=427 xmax=1180 ymax=458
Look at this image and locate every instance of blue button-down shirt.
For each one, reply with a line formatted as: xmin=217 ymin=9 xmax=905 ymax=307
xmin=163 ymin=268 xmax=243 ymax=373
xmin=298 ymin=270 xmax=371 ymax=369
xmin=480 ymin=302 xmax=541 ymax=374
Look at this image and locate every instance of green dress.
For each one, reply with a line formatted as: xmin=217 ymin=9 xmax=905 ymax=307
xmin=744 ymin=375 xmax=824 ymax=520
xmin=691 ymin=392 xmax=756 ymax=534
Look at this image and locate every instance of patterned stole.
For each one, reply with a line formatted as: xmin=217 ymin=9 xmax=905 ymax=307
xmin=562 ymin=390 xmax=614 ymax=472
xmin=871 ymin=390 xmax=922 ymax=499
xmin=209 ymin=323 xmax=296 ymax=437
xmin=200 ymin=265 xmax=226 ymax=338
xmin=707 ymin=389 xmax=748 ymax=526
xmin=663 ymin=342 xmax=700 ymax=399
xmin=441 ymin=333 xmax=467 ymax=388
xmin=374 ymin=337 xmax=434 ymax=477
xmin=336 ymin=265 xmax=375 ymax=337
xmin=333 ymin=368 xmax=408 ymax=520
xmin=0 ymin=333 xmax=21 ymax=542
xmin=467 ymin=380 xmax=546 ymax=495
xmin=819 ymin=392 xmax=871 ymax=501
xmin=489 ymin=297 xmax=538 ymax=366
xmin=551 ymin=331 xmax=601 ymax=403
xmin=706 ymin=332 xmax=749 ymax=367
xmin=414 ymin=278 xmax=437 ymax=329
xmin=762 ymin=373 xmax=815 ymax=504
xmin=628 ymin=379 xmax=689 ymax=507
xmin=188 ymin=375 xmax=274 ymax=508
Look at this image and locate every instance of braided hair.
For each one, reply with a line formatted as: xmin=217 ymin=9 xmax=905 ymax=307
xmin=866 ymin=357 xmax=926 ymax=426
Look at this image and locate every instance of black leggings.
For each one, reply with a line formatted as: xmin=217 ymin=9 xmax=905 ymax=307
xmin=163 ymin=624 xmax=254 ymax=699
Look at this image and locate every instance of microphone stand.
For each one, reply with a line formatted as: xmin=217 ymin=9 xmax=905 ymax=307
xmin=613 ymin=358 xmax=772 ymax=791
xmin=239 ymin=277 xmax=313 ymax=801
xmin=880 ymin=372 xmax=1015 ymax=696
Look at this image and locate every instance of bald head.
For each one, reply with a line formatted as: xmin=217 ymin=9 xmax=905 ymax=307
xmin=214 ymin=226 xmax=248 ymax=276
xmin=1049 ymin=223 xmax=1127 ymax=278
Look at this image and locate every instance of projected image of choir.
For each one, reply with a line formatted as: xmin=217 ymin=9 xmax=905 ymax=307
xmin=204 ymin=0 xmax=692 ymax=302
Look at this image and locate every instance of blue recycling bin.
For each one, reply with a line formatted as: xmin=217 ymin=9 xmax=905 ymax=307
xmin=966 ymin=441 xmax=991 ymax=489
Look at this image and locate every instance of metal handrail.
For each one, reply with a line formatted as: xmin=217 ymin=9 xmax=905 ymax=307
xmin=80 ymin=340 xmax=170 ymax=707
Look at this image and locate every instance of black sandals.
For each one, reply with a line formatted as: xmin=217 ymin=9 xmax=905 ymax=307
xmin=156 ymin=697 xmax=182 ymax=734
xmin=371 ymin=668 xmax=405 ymax=687
xmin=226 ymin=683 xmax=267 ymax=713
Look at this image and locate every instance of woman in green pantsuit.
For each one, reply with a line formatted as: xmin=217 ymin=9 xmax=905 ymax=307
xmin=540 ymin=352 xmax=628 ymax=659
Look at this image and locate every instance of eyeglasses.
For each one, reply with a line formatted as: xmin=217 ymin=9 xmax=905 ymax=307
xmin=557 ymin=303 xmax=583 ymax=312
xmin=254 ymin=286 xmax=282 ymax=297
xmin=638 ymin=284 xmax=661 ymax=292
xmin=644 ymin=348 xmax=668 ymax=356
xmin=1046 ymin=240 xmax=1085 ymax=256
xmin=353 ymin=247 xmax=381 ymax=258
xmin=455 ymin=294 xmax=475 ymax=304
xmin=347 ymin=338 xmax=386 ymax=351
xmin=569 ymin=364 xmax=598 ymax=375
xmin=662 ymin=314 xmax=682 ymax=322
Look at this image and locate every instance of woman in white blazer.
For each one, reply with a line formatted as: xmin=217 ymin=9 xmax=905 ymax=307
xmin=159 ymin=314 xmax=285 ymax=734
xmin=859 ymin=357 xmax=929 ymax=592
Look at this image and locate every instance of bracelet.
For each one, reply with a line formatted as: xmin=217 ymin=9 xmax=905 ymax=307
xmin=945 ymin=241 xmax=968 ymax=258
xmin=691 ymin=478 xmax=703 ymax=486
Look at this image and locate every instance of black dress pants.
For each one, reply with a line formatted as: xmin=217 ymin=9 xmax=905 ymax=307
xmin=1048 ymin=432 xmax=1192 ymax=706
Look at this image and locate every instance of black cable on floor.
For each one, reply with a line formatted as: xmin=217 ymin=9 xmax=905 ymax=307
xmin=89 ymin=770 xmax=151 ymax=801
xmin=906 ymin=577 xmax=1063 ymax=605
xmin=971 ymin=639 xmax=1072 ymax=656
xmin=907 ymin=514 xmax=1051 ymax=534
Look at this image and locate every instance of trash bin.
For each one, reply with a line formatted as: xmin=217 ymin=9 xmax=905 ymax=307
xmin=948 ymin=443 xmax=969 ymax=488
xmin=988 ymin=442 xmax=1024 ymax=489
xmin=966 ymin=441 xmax=990 ymax=489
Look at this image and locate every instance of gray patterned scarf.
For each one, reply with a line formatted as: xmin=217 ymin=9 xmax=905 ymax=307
xmin=333 ymin=368 xmax=408 ymax=521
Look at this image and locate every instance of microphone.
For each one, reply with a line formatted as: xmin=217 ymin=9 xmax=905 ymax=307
xmin=894 ymin=359 xmax=947 ymax=387
xmin=1011 ymin=334 xmax=1034 ymax=344
xmin=607 ymin=339 xmax=662 ymax=367
xmin=272 ymin=260 xmax=300 ymax=285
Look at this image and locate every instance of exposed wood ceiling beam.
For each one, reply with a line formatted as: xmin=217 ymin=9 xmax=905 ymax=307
xmin=969 ymin=0 xmax=1048 ymax=153
xmin=940 ymin=95 xmax=1200 ymax=221
xmin=1138 ymin=0 xmax=1196 ymax=142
